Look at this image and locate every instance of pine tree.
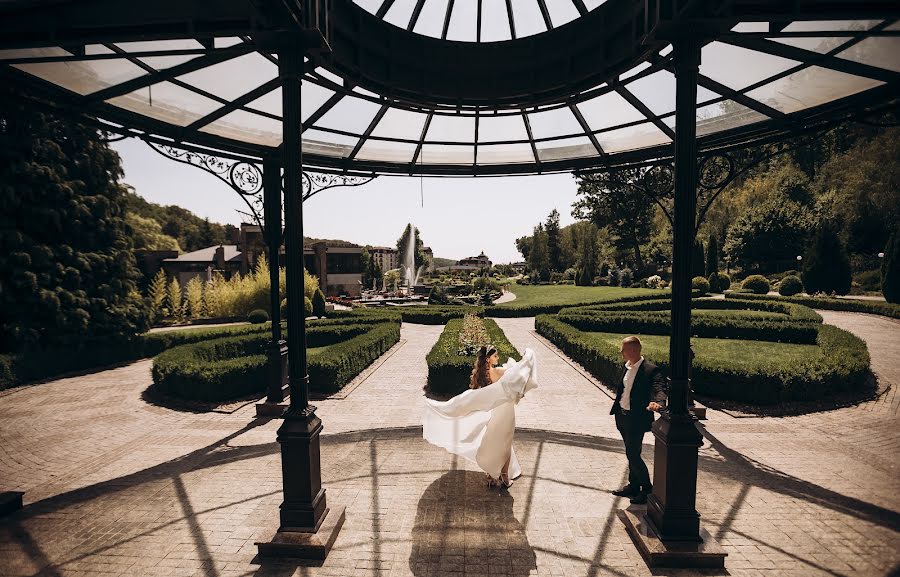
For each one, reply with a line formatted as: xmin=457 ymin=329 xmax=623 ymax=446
xmin=0 ymin=88 xmax=148 ymax=351
xmin=528 ymin=224 xmax=551 ymax=282
xmin=575 ymin=223 xmax=599 ymax=286
xmin=692 ymin=240 xmax=706 ymax=279
xmin=167 ymin=278 xmax=183 ymax=319
xmin=802 ymin=225 xmax=852 ymax=295
xmin=706 ymin=235 xmax=719 ymax=276
xmin=882 ymin=232 xmax=899 ymax=303
xmin=148 ymin=270 xmax=169 ymax=322
xmin=313 ymin=289 xmax=327 ymax=317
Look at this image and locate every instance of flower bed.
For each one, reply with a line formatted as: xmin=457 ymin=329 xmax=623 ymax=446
xmin=426 ymin=317 xmax=520 ymax=396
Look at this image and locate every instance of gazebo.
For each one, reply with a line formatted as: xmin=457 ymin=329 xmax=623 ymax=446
xmin=2 ymin=0 xmax=897 ymax=567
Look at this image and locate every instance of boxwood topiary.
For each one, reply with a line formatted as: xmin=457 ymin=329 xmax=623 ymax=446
xmin=248 ymin=309 xmax=269 ymax=324
xmin=312 ymin=289 xmax=327 ymax=317
xmin=779 ymin=275 xmax=803 ymax=297
xmin=742 ymin=275 xmax=771 ymax=294
xmin=692 ymin=276 xmax=710 ymax=294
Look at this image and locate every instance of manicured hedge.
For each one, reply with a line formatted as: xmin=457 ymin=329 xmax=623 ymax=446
xmin=535 ymin=315 xmax=869 ymax=404
xmin=426 ymin=318 xmax=520 ymax=396
xmin=151 ymin=321 xmax=400 ymax=401
xmin=562 ymin=297 xmax=822 ymax=323
xmin=725 ymin=293 xmax=900 ymax=319
xmin=483 ymin=291 xmax=700 ymax=318
xmin=556 ymin=309 xmax=820 ymax=344
xmin=329 ymin=305 xmax=483 ymax=324
xmin=0 ymin=317 xmax=397 ymax=391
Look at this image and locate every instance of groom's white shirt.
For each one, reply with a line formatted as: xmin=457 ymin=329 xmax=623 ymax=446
xmin=619 ymin=356 xmax=645 ymax=411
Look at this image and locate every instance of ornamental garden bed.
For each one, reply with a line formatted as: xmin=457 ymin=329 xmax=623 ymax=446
xmin=536 ymin=298 xmax=870 ymax=405
xmin=426 ymin=314 xmax=520 ymax=397
xmin=151 ymin=319 xmax=400 ymax=401
xmin=330 ymin=305 xmax=484 ymax=324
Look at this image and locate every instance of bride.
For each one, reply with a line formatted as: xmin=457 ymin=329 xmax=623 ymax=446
xmin=423 ymin=344 xmax=538 ymax=488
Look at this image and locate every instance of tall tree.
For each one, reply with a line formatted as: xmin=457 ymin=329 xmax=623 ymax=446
xmin=574 ymin=222 xmax=599 ymax=286
xmin=802 ymin=224 xmax=852 ymax=295
xmin=545 ymin=209 xmax=562 ymax=272
xmin=692 ymin=240 xmax=706 ymax=278
xmin=572 ymin=170 xmax=654 ymax=274
xmin=880 ymin=232 xmax=899 ymax=304
xmin=360 ymin=247 xmax=382 ymax=290
xmin=528 ymin=224 xmax=551 ymax=282
xmin=723 ymin=197 xmax=818 ymax=272
xmin=705 ymin=235 xmax=719 ymax=276
xmin=0 ymin=92 xmax=149 ymax=351
xmin=396 ymin=223 xmax=426 ymax=272
xmin=515 ymin=235 xmax=533 ymax=262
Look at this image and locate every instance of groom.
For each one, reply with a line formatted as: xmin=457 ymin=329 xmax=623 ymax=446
xmin=610 ymin=336 xmax=667 ymax=504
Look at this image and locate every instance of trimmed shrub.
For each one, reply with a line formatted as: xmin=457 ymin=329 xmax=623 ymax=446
xmin=707 ymin=272 xmax=730 ymax=293
xmin=536 ymin=315 xmax=868 ymax=404
xmin=484 ymin=291 xmax=687 ymax=318
xmin=248 ymin=309 xmax=269 ymax=324
xmin=329 ymin=305 xmax=482 ymax=325
xmin=562 ymin=297 xmax=821 ymax=323
xmin=692 ymin=276 xmax=710 ymax=295
xmin=742 ymin=275 xmax=771 ymax=294
xmin=853 ymin=270 xmax=881 ymax=293
xmin=803 ymin=225 xmax=852 ymax=296
xmin=779 ymin=275 xmax=803 ymax=297
xmin=725 ymin=292 xmax=900 ymax=320
xmin=428 ymin=285 xmax=449 ymax=304
xmin=304 ymin=296 xmax=313 ymax=318
xmin=427 ymin=318 xmax=520 ymax=396
xmin=312 ymin=289 xmax=327 ymax=317
xmin=308 ymin=322 xmax=401 ymax=394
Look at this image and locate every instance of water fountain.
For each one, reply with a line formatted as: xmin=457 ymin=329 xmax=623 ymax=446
xmin=401 ymin=223 xmax=426 ymax=295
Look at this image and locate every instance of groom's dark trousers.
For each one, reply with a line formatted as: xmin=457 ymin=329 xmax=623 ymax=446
xmin=610 ymin=360 xmax=667 ymax=491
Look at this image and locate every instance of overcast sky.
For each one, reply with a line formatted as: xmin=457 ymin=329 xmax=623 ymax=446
xmin=112 ymin=138 xmax=581 ymax=263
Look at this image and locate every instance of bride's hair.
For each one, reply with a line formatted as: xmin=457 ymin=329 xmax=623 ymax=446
xmin=470 ymin=345 xmax=497 ymax=389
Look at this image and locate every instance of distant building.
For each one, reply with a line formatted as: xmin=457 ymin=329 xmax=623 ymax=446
xmin=369 ymin=246 xmax=398 ymax=273
xmin=435 ymin=251 xmax=492 ymax=273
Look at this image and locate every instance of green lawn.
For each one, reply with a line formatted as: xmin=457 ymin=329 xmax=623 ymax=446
xmin=587 ymin=332 xmax=818 ymax=370
xmin=500 ymin=284 xmax=658 ymax=308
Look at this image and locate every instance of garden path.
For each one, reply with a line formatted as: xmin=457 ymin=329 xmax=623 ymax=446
xmin=0 ymin=314 xmax=897 ymax=577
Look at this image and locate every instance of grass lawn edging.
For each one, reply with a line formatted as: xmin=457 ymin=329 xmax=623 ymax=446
xmin=426 ymin=318 xmax=520 ymax=396
xmin=535 ymin=314 xmax=869 ymax=405
xmin=151 ymin=320 xmax=401 ymax=401
xmin=725 ymin=293 xmax=900 ymax=319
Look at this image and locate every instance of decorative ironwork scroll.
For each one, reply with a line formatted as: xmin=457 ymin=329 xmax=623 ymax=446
xmin=144 ymin=140 xmax=267 ymax=233
xmin=301 ymin=171 xmax=376 ymax=201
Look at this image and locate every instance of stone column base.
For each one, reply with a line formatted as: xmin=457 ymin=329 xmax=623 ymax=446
xmin=256 ymin=506 xmax=345 ymax=560
xmin=618 ymin=508 xmax=726 ymax=569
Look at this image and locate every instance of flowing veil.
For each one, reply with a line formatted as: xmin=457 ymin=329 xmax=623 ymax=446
xmin=423 ymin=348 xmax=538 ymax=479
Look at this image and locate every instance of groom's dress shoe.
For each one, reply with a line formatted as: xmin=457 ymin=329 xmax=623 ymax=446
xmin=612 ymin=485 xmax=639 ymax=498
xmin=630 ymin=491 xmax=650 ymax=505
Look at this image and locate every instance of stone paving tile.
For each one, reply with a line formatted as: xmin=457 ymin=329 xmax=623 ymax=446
xmin=1 ymin=316 xmax=899 ymax=577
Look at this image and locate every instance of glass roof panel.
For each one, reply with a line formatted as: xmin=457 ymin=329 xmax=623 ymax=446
xmin=731 ymin=22 xmax=768 ymax=33
xmin=782 ymin=20 xmax=881 ymax=32
xmin=695 ymin=100 xmax=768 ymax=136
xmin=478 ymin=143 xmax=535 ymax=164
xmin=14 ymin=58 xmax=147 ymax=96
xmin=384 ymin=0 xmax=418 ymax=30
xmin=314 ymin=94 xmax=382 ymax=133
xmin=426 ymin=114 xmax=476 ymax=142
xmin=247 ymin=88 xmax=282 ymax=117
xmin=545 ymin=0 xmax=580 ymax=28
xmin=595 ymin=122 xmax=670 ymax=153
xmin=370 ymin=108 xmax=430 ymax=140
xmin=526 ymin=107 xmax=583 ymax=139
xmin=200 ymin=110 xmax=282 ymax=146
xmin=576 ymin=91 xmax=645 ymax=131
xmin=478 ymin=114 xmax=528 ymax=143
xmin=303 ymin=129 xmax=356 ymax=158
xmin=176 ymin=52 xmax=277 ymax=101
xmin=106 ymin=81 xmax=222 ymax=127
xmin=513 ymin=0 xmax=548 ymax=38
xmin=420 ymin=144 xmax=474 ymax=164
xmin=700 ymin=42 xmax=800 ymax=91
xmin=413 ymin=0 xmax=451 ymax=39
xmin=623 ymin=70 xmax=676 ymax=115
xmin=536 ymin=136 xmax=596 ymax=161
xmin=583 ymin=0 xmax=608 ymax=9
xmin=771 ymin=36 xmax=853 ymax=54
xmin=745 ymin=66 xmax=884 ymax=114
xmin=0 ymin=46 xmax=68 ymax=60
xmin=115 ymin=39 xmax=204 ymax=69
xmin=356 ymin=139 xmax=418 ymax=163
xmin=481 ymin=0 xmax=513 ymax=42
xmin=301 ymin=83 xmax=335 ymax=122
xmin=447 ymin=0 xmax=478 ymax=42
xmin=887 ymin=21 xmax=900 ymax=32
xmin=837 ymin=37 xmax=900 ymax=73
xmin=353 ymin=0 xmax=382 ymax=14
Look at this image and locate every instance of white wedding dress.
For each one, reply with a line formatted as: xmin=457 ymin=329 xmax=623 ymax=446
xmin=423 ymin=348 xmax=538 ymax=480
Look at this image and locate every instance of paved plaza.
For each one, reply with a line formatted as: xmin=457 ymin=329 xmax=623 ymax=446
xmin=0 ymin=312 xmax=898 ymax=577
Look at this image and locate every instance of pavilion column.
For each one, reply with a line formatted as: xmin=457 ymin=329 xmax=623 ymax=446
xmin=257 ymin=39 xmax=344 ymax=559
xmin=264 ymin=156 xmax=288 ymax=405
xmin=646 ymin=37 xmax=704 ymax=542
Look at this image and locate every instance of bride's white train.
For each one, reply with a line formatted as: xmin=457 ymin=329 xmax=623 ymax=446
xmin=423 ymin=348 xmax=538 ymax=480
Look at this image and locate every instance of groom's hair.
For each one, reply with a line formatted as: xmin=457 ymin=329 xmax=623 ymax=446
xmin=622 ymin=336 xmax=642 ymax=350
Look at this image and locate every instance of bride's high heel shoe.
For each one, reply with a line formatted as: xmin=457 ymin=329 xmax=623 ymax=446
xmin=500 ymin=472 xmax=513 ymax=488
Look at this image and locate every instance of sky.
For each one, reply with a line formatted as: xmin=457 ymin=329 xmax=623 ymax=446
xmin=112 ymin=138 xmax=581 ymax=263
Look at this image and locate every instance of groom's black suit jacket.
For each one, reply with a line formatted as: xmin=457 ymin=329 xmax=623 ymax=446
xmin=609 ymin=360 xmax=667 ymax=432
